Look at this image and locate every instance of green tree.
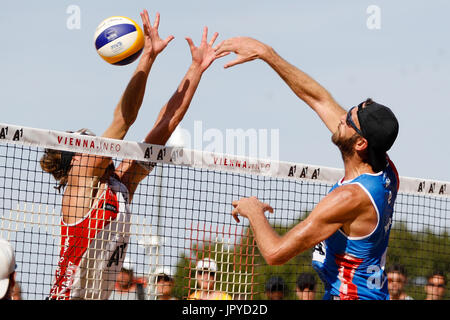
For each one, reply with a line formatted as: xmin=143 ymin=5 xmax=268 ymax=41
xmin=172 ymin=218 xmax=449 ymax=300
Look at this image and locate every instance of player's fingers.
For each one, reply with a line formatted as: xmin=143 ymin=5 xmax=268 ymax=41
xmin=140 ymin=11 xmax=149 ymax=30
xmin=143 ymin=9 xmax=151 ymax=27
xmin=263 ymin=203 xmax=274 ymax=213
xmin=153 ymin=12 xmax=160 ymax=29
xmin=213 ymin=40 xmax=224 ymax=52
xmin=185 ymin=37 xmax=195 ymax=49
xmin=214 ymin=40 xmax=234 ymax=55
xmin=165 ymin=35 xmax=175 ymax=45
xmin=232 ymin=209 xmax=240 ymax=223
xmin=215 ymin=52 xmax=231 ymax=59
xmin=224 ymin=57 xmax=245 ymax=69
xmin=209 ymin=32 xmax=219 ymax=47
xmin=201 ymin=26 xmax=208 ymax=44
xmin=231 ymin=200 xmax=238 ymax=208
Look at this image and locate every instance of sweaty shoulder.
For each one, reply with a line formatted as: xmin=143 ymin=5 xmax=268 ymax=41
xmin=326 ymin=184 xmax=371 ymax=218
xmin=324 ymin=183 xmax=375 ymax=237
xmin=331 ymin=182 xmax=379 ymax=238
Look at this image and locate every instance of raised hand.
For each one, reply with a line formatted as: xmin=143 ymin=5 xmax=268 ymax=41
xmin=231 ymin=196 xmax=274 ymax=223
xmin=214 ymin=37 xmax=269 ymax=68
xmin=140 ymin=10 xmax=174 ymax=60
xmin=185 ymin=27 xmax=223 ymax=73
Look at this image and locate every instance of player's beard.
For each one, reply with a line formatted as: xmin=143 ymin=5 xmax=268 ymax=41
xmin=332 ymin=131 xmax=360 ymax=160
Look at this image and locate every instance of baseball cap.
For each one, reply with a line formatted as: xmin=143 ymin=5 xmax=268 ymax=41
xmin=0 ymin=238 xmax=16 ymax=299
xmin=196 ymin=258 xmax=217 ymax=273
xmin=356 ymin=99 xmax=399 ymax=172
xmin=155 ymin=266 xmax=173 ymax=277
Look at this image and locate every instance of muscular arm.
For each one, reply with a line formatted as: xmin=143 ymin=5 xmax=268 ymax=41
xmin=215 ymin=37 xmax=346 ymax=133
xmin=101 ymin=53 xmax=156 ymax=141
xmin=232 ymin=184 xmax=371 ymax=265
xmin=143 ymin=63 xmax=203 ymax=146
xmin=117 ymin=27 xmax=220 ymax=200
xmin=63 ymin=11 xmax=173 ymax=223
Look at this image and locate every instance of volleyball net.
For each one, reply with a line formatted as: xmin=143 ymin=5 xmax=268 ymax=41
xmin=0 ymin=123 xmax=449 ymax=300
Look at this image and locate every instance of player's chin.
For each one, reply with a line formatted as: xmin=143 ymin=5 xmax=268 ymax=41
xmin=331 ymin=130 xmax=341 ymax=146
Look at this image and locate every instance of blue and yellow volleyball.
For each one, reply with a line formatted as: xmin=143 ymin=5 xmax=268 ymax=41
xmin=94 ymin=16 xmax=144 ymax=66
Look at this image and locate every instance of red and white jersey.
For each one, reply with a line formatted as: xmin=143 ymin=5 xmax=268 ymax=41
xmin=49 ymin=176 xmax=131 ymax=300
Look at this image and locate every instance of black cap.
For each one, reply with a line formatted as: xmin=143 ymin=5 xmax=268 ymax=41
xmin=356 ymin=100 xmax=399 ymax=172
xmin=265 ymin=276 xmax=286 ymax=292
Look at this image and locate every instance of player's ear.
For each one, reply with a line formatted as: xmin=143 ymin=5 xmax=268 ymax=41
xmin=354 ymin=136 xmax=368 ymax=152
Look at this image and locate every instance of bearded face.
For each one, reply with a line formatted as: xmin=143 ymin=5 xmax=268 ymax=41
xmin=332 ymin=130 xmax=361 ymax=160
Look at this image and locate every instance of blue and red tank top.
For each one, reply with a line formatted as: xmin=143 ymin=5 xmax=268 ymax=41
xmin=312 ymin=158 xmax=399 ymax=300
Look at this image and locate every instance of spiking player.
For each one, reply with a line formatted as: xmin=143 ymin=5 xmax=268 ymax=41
xmin=217 ymin=37 xmax=400 ymax=300
xmin=40 ymin=10 xmax=222 ymax=300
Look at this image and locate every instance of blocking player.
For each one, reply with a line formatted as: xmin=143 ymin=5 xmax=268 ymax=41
xmin=40 ymin=10 xmax=221 ymax=299
xmin=217 ymin=37 xmax=400 ymax=300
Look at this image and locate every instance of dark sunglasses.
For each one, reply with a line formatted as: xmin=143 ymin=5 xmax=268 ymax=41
xmin=346 ymin=106 xmax=364 ymax=137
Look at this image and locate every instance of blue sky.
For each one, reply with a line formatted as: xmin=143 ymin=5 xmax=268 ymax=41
xmin=1 ymin=0 xmax=449 ymax=182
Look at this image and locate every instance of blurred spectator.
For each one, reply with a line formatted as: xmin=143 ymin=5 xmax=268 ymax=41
xmin=155 ymin=266 xmax=177 ymax=300
xmin=265 ymin=276 xmax=286 ymax=300
xmin=109 ymin=258 xmax=147 ymax=300
xmin=387 ymin=264 xmax=413 ymax=300
xmin=296 ymin=273 xmax=317 ymax=300
xmin=425 ymin=270 xmax=447 ymax=300
xmin=0 ymin=237 xmax=16 ymax=300
xmin=188 ymin=258 xmax=232 ymax=300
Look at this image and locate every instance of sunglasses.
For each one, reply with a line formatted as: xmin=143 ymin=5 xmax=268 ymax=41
xmin=346 ymin=106 xmax=364 ymax=137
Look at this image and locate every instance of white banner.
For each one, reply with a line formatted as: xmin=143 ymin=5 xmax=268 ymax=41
xmin=0 ymin=123 xmax=448 ymax=197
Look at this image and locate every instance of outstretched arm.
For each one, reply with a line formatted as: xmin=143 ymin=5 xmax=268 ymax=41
xmin=215 ymin=37 xmax=346 ymax=133
xmin=231 ymin=185 xmax=370 ymax=266
xmin=143 ymin=27 xmax=219 ymax=145
xmin=102 ymin=10 xmax=174 ymax=141
xmin=63 ymin=10 xmax=172 ymax=223
xmin=117 ymin=27 xmax=221 ymax=199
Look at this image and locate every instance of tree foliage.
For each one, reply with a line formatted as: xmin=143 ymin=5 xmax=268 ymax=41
xmin=172 ymin=217 xmax=450 ymax=300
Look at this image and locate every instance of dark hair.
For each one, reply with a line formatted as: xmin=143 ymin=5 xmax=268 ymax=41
xmin=265 ymin=276 xmax=286 ymax=293
xmin=427 ymin=270 xmax=447 ymax=285
xmin=120 ymin=268 xmax=134 ymax=277
xmin=387 ymin=264 xmax=408 ymax=278
xmin=296 ymin=273 xmax=317 ymax=291
xmin=40 ymin=149 xmax=75 ymax=192
xmin=364 ymin=97 xmax=374 ymax=106
xmin=157 ymin=274 xmax=174 ymax=283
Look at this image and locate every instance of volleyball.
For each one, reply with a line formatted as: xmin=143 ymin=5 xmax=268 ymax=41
xmin=94 ymin=16 xmax=144 ymax=66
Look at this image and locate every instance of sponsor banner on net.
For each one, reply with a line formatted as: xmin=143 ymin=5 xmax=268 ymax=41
xmin=1 ymin=122 xmax=448 ymax=197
